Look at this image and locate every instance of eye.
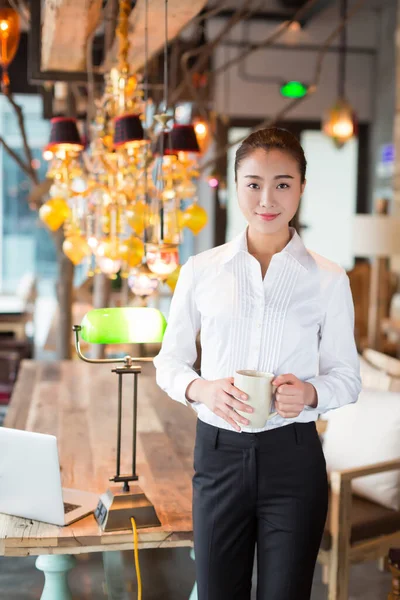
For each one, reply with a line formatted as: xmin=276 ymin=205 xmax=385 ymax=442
xmin=247 ymin=183 xmax=260 ymax=190
xmin=277 ymin=183 xmax=290 ymax=189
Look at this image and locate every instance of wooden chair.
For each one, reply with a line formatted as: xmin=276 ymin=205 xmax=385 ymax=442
xmin=347 ymin=261 xmax=371 ymax=351
xmin=389 ymin=548 xmax=400 ymax=599
xmin=347 ymin=261 xmax=398 ymax=354
xmin=318 ymin=460 xmax=400 ymax=600
xmin=0 ymin=350 xmax=20 ymax=425
xmin=0 ymin=339 xmax=32 ymax=425
xmin=319 ymin=347 xmax=400 ymax=599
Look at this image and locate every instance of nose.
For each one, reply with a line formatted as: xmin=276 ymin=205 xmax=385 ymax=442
xmin=259 ymin=188 xmax=275 ymax=208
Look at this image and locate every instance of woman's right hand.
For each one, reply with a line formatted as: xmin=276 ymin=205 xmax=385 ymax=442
xmin=185 ymin=377 xmax=253 ymax=432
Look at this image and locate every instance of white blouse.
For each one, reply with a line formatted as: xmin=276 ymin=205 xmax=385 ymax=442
xmin=153 ymin=227 xmax=361 ymax=433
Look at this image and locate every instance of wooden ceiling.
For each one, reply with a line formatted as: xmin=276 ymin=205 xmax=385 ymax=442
xmin=40 ymin=0 xmax=208 ymax=75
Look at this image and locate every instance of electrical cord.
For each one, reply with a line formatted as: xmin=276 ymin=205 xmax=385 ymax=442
xmin=131 ymin=516 xmax=143 ymax=600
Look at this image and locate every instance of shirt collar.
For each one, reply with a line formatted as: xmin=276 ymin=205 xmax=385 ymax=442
xmin=221 ymin=226 xmax=311 ymax=271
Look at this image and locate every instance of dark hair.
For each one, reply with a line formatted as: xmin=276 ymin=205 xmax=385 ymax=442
xmin=234 ymin=127 xmax=307 ymax=183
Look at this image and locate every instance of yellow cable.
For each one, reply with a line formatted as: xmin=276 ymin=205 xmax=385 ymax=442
xmin=131 ymin=516 xmax=142 ymax=600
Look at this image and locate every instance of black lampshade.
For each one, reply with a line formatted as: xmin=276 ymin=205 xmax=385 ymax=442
xmin=46 ymin=117 xmax=83 ymax=152
xmin=170 ymin=124 xmax=200 ymax=153
xmin=152 ymin=131 xmax=176 ymax=156
xmin=113 ymin=114 xmax=145 ymax=148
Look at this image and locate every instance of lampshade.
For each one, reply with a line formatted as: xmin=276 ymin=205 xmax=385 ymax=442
xmin=352 ymin=215 xmax=400 ymax=257
xmin=193 ymin=118 xmax=210 ymax=153
xmin=146 ymin=243 xmax=180 ymax=277
xmin=0 ymin=7 xmax=20 ymax=91
xmin=128 ymin=264 xmax=159 ymax=297
xmin=170 ymin=124 xmax=200 ymax=153
xmin=323 ymin=98 xmax=357 ymax=149
xmin=80 ymin=307 xmax=166 ymax=344
xmin=46 ymin=117 xmax=84 ymax=153
xmin=113 ymin=114 xmax=144 ymax=148
xmin=152 ymin=131 xmax=176 ymax=156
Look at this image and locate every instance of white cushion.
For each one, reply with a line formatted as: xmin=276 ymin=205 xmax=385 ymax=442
xmin=323 ymin=388 xmax=400 ymax=510
xmin=363 ymin=348 xmax=400 ymax=378
xmin=359 ymin=355 xmax=392 ymax=391
xmin=359 ymin=354 xmax=400 ymax=393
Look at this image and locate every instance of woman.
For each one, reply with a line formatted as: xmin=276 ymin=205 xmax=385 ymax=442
xmin=153 ymin=127 xmax=361 ymax=600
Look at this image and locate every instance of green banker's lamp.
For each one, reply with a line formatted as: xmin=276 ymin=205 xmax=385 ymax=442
xmin=73 ymin=307 xmax=167 ymax=532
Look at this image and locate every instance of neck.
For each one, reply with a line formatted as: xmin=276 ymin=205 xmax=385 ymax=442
xmin=246 ymin=225 xmax=292 ymax=258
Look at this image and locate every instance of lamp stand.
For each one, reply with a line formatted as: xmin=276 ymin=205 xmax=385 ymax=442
xmin=93 ymin=365 xmax=161 ymax=532
xmin=72 ymin=323 xmax=162 ymax=532
xmin=95 ymin=484 xmax=160 ymax=532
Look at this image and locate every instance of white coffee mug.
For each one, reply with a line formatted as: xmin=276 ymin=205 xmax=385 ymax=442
xmin=234 ymin=370 xmax=277 ymax=428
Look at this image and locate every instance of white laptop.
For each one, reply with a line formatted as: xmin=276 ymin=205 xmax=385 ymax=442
xmin=0 ymin=427 xmax=99 ymax=526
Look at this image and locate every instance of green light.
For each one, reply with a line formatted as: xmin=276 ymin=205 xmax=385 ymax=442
xmin=280 ymin=81 xmax=308 ymax=99
xmin=80 ymin=307 xmax=167 ymax=344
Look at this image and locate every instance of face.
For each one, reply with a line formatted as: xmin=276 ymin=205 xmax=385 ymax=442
xmin=236 ymin=148 xmax=306 ymax=235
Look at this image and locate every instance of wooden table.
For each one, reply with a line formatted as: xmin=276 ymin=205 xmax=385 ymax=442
xmin=0 ymin=360 xmax=197 ymax=599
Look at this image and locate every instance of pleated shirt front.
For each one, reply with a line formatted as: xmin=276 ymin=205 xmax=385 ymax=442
xmin=153 ymin=227 xmax=361 ymax=433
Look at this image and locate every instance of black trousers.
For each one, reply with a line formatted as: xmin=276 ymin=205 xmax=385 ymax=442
xmin=192 ymin=419 xmax=328 ymax=600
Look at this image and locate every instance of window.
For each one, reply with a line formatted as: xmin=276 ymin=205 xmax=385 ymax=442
xmin=0 ymin=95 xmax=54 ymax=292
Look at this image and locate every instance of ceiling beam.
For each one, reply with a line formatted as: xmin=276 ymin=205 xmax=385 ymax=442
xmin=214 ymin=0 xmax=334 ymax=28
xmin=103 ymin=0 xmax=208 ymax=73
xmin=221 ymin=40 xmax=375 ymax=56
xmin=214 ymin=10 xmax=293 ymax=23
xmin=40 ymin=0 xmax=103 ymax=72
xmin=296 ymin=0 xmax=334 ymax=27
xmin=37 ymin=0 xmax=207 ymax=82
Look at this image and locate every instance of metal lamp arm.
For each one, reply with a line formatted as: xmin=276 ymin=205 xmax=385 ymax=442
xmin=73 ymin=326 xmax=157 ymax=365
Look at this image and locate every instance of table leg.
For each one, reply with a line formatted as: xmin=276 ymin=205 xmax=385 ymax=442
xmin=189 ymin=548 xmax=198 ymax=600
xmin=35 ymin=554 xmax=76 ymax=600
xmin=102 ymin=550 xmax=129 ymax=600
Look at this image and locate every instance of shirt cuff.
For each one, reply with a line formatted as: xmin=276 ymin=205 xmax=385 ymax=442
xmin=304 ymin=377 xmax=332 ymax=413
xmin=174 ymin=370 xmax=202 ymax=408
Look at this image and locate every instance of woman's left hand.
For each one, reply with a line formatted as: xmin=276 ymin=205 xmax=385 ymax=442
xmin=272 ymin=374 xmax=317 ymax=418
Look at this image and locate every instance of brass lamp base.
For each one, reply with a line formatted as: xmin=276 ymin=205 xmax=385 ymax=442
xmin=94 ymin=485 xmax=161 ymax=532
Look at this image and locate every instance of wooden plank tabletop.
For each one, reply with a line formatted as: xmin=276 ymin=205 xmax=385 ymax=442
xmin=0 ymin=360 xmax=196 ymax=557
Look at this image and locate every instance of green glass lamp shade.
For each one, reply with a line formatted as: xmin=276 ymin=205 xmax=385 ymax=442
xmin=80 ymin=307 xmax=167 ymax=344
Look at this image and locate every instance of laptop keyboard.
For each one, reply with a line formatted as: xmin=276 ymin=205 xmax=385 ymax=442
xmin=63 ymin=502 xmax=81 ymax=514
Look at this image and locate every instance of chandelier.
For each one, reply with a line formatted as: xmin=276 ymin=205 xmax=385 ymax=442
xmin=39 ymin=0 xmax=207 ymax=291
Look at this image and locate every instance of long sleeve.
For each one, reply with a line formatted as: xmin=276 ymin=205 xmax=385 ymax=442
xmin=153 ymin=256 xmax=202 ymax=407
xmin=306 ymin=271 xmax=361 ymax=414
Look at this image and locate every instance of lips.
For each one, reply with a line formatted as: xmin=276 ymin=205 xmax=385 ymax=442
xmin=256 ymin=213 xmax=280 ymax=221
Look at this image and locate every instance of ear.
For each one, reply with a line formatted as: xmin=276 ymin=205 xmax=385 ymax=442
xmin=301 ymin=179 xmax=306 ymax=196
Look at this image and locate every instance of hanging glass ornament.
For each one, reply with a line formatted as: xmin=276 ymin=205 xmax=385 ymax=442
xmin=128 ymin=264 xmax=159 ymax=297
xmin=126 ymin=199 xmax=148 ymax=235
xmin=119 ymin=235 xmax=145 ymax=268
xmin=146 ymin=243 xmax=180 ymax=278
xmin=39 ymin=197 xmax=70 ymax=231
xmin=165 ymin=265 xmax=181 ymax=293
xmin=96 ymin=256 xmax=122 ymax=276
xmin=182 ymin=202 xmax=208 ymax=235
xmin=63 ymin=234 xmax=91 ymax=265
